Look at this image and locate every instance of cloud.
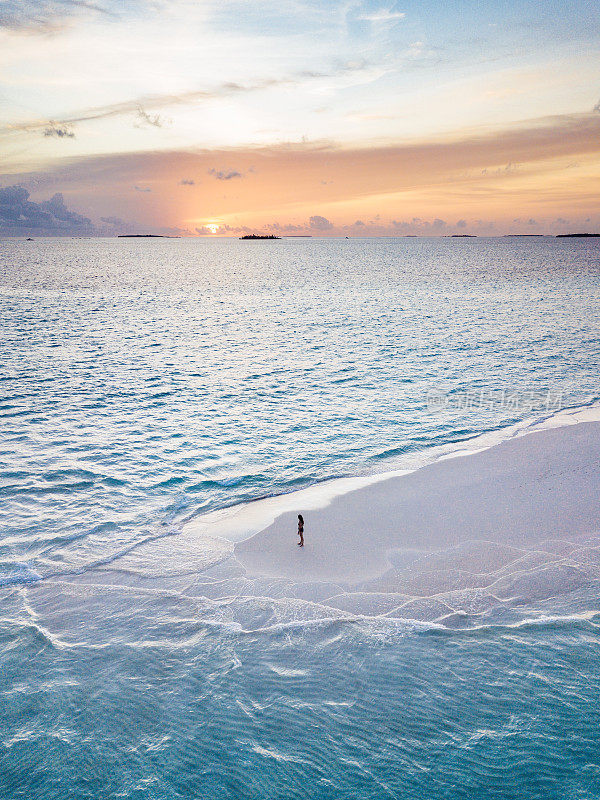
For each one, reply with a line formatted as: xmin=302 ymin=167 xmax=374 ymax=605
xmin=225 ymin=215 xmax=488 ymax=237
xmin=594 ymin=99 xmax=600 ymax=113
xmin=134 ymin=185 xmax=152 ymax=192
xmin=0 ymin=184 xmax=193 ymax=237
xmin=0 ymin=63 xmax=372 ymax=138
xmin=309 ymin=215 xmax=333 ymax=230
xmin=0 ymin=0 xmax=117 ymax=33
xmin=135 ymin=106 xmax=168 ymax=129
xmin=6 ymin=112 xmax=600 ymax=238
xmin=179 ymin=178 xmax=195 ymax=185
xmin=0 ymin=185 xmax=95 ymax=235
xmin=482 ymin=160 xmax=520 ymax=176
xmin=43 ymin=121 xmax=75 ymax=138
xmin=208 ymin=168 xmax=244 ymax=181
xmin=38 ymin=191 xmax=89 ymax=223
xmin=18 ymin=111 xmax=598 ymax=206
xmin=456 ymin=219 xmax=467 ymax=228
xmin=389 ymin=217 xmax=454 ymax=235
xmin=357 ymin=10 xmax=406 ymax=22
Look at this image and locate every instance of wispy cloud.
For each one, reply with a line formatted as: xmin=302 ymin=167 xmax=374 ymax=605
xmin=11 ymin=113 xmax=600 ymax=195
xmin=357 ymin=10 xmax=406 ymax=22
xmin=134 ymin=106 xmax=168 ymax=129
xmin=0 ymin=62 xmax=373 ymax=139
xmin=179 ymin=178 xmax=195 ymax=185
xmin=134 ymin=185 xmax=152 ymax=192
xmin=0 ymin=0 xmax=118 ymax=33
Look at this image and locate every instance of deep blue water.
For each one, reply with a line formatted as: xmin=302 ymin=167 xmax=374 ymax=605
xmin=1 ymin=236 xmax=600 ymax=798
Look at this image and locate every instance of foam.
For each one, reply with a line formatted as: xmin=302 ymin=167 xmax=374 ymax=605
xmin=27 ymin=404 xmax=600 ymax=633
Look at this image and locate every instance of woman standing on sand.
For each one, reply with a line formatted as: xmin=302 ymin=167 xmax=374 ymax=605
xmin=297 ymin=514 xmax=304 ymax=547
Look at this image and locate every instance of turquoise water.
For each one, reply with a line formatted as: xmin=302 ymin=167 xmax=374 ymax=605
xmin=1 ymin=237 xmax=600 ymax=798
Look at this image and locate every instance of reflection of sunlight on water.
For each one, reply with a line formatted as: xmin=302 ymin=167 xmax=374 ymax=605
xmin=2 ymin=236 xmax=599 ymax=586
xmin=2 ymin=237 xmax=600 ymax=797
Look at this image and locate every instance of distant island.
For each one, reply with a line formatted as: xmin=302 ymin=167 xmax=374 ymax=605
xmin=118 ymin=234 xmax=180 ymax=238
xmin=239 ymin=234 xmax=281 ymax=240
xmin=450 ymin=234 xmax=477 ymax=238
xmin=556 ymin=233 xmax=600 ymax=238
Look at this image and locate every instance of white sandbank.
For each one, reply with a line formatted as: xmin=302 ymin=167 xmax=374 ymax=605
xmin=230 ymin=418 xmax=600 ymax=585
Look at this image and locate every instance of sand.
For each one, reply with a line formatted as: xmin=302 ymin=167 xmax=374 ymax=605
xmin=233 ymin=421 xmax=600 ymax=585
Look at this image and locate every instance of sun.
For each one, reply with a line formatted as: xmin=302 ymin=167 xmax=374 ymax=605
xmin=192 ymin=220 xmax=222 ymax=235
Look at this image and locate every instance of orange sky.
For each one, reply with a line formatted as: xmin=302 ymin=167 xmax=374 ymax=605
xmin=1 ymin=0 xmax=599 ymax=236
xmin=7 ymin=112 xmax=597 ymax=236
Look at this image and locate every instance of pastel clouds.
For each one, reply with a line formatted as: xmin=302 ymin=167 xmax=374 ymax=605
xmin=3 ymin=109 xmax=599 ymax=235
xmin=0 ymin=186 xmax=94 ymax=234
xmin=208 ymin=168 xmax=244 ymax=181
xmin=1 ymin=0 xmax=599 ymax=234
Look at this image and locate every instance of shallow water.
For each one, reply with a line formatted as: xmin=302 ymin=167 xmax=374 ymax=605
xmin=1 ymin=236 xmax=600 ymax=798
xmin=4 ymin=592 xmax=600 ymax=800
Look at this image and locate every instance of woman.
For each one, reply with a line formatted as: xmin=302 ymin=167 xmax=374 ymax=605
xmin=297 ymin=514 xmax=304 ymax=547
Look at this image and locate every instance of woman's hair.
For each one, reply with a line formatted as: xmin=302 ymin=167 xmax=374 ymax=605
xmin=298 ymin=514 xmax=304 ymax=523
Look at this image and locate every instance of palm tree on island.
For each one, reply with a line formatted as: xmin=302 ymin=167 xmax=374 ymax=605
xmin=239 ymin=233 xmax=281 ymax=240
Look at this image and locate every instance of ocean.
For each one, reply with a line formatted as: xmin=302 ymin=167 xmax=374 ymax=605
xmin=1 ymin=236 xmax=600 ymax=798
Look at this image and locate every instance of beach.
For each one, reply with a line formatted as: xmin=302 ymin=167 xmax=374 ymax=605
xmin=235 ymin=420 xmax=600 ymax=584
xmin=171 ymin=411 xmax=600 ymax=623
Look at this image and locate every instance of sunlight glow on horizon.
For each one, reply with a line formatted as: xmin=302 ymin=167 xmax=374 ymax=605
xmin=0 ymin=0 xmax=599 ymax=236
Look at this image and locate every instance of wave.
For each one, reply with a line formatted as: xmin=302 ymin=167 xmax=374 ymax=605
xmin=0 ymin=562 xmax=42 ymax=587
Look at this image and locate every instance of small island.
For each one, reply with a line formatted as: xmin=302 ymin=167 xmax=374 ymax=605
xmin=239 ymin=234 xmax=281 ymax=240
xmin=556 ymin=233 xmax=600 ymax=238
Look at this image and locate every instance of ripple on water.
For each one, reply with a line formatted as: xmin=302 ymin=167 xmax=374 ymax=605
xmin=1 ymin=238 xmax=600 ymax=797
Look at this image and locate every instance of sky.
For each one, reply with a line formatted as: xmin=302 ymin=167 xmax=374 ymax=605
xmin=0 ymin=0 xmax=599 ymax=236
